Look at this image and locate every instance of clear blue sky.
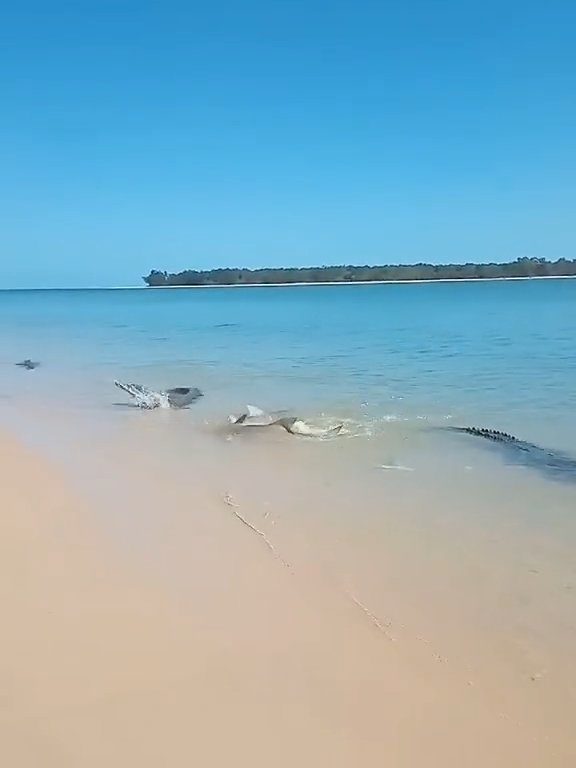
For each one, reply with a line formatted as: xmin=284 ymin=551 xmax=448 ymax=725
xmin=1 ymin=1 xmax=575 ymax=287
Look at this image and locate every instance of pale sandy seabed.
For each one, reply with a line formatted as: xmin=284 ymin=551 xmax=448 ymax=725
xmin=1 ymin=406 xmax=576 ymax=767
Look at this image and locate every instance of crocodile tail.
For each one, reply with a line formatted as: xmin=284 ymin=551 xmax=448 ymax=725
xmin=456 ymin=427 xmax=518 ymax=443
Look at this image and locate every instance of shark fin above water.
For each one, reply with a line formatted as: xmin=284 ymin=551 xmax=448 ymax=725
xmin=246 ymin=404 xmax=268 ymax=418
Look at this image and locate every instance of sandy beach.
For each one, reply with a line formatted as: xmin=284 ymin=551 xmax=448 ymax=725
xmin=1 ymin=425 xmax=575 ymax=768
xmin=139 ymin=274 xmax=576 ymax=290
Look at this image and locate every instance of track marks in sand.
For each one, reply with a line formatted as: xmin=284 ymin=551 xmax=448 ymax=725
xmin=223 ymin=493 xmax=291 ymax=570
xmin=221 ymin=493 xmax=456 ymax=672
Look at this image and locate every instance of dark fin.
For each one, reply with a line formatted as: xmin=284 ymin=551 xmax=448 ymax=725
xmin=166 ymin=386 xmax=203 ymax=408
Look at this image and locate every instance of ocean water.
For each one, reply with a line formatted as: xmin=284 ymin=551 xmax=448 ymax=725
xmin=1 ymin=278 xmax=576 ymax=491
xmin=1 ymin=278 xmax=575 ymax=431
xmin=2 ymin=279 xmax=576 ymax=755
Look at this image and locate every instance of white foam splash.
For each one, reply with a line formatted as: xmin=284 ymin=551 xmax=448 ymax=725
xmin=378 ymin=464 xmax=415 ymax=472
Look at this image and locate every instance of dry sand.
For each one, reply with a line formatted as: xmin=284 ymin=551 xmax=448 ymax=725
xmin=0 ymin=429 xmax=573 ymax=767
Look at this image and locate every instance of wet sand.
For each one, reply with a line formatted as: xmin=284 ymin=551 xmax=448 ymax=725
xmin=1 ymin=426 xmax=575 ymax=767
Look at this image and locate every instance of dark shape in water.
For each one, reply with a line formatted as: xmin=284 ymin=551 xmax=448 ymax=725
xmin=15 ymin=359 xmax=40 ymax=370
xmin=114 ymin=380 xmax=203 ymax=409
xmin=166 ymin=386 xmax=203 ymax=408
xmin=229 ymin=405 xmax=344 ymax=437
xmin=446 ymin=426 xmax=576 ymax=485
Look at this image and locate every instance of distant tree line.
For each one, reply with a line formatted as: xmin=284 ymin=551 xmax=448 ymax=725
xmin=143 ymin=258 xmax=576 ymax=287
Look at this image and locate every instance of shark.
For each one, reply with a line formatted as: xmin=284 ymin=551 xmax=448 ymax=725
xmin=229 ymin=405 xmax=344 ymax=437
xmin=114 ymin=380 xmax=203 ymax=409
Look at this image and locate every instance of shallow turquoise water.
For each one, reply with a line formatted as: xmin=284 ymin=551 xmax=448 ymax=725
xmin=1 ymin=280 xmax=575 ymax=446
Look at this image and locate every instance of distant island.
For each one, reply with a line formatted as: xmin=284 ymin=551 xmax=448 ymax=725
xmin=143 ymin=257 xmax=576 ymax=287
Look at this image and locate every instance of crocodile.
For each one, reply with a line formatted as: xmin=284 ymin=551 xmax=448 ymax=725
xmin=446 ymin=426 xmax=576 ymax=484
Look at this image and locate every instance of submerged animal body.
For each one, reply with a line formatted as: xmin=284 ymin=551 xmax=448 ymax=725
xmin=15 ymin=359 xmax=40 ymax=370
xmin=281 ymin=418 xmax=344 ymax=437
xmin=114 ymin=380 xmax=203 ymax=409
xmin=229 ymin=405 xmax=343 ymax=437
xmin=447 ymin=426 xmax=576 ymax=484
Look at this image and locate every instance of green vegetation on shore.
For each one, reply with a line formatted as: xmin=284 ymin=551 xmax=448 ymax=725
xmin=143 ymin=258 xmax=576 ymax=287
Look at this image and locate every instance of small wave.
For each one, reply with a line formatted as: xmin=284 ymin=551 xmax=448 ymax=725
xmin=301 ymin=413 xmax=404 ymax=440
xmin=378 ymin=464 xmax=415 ymax=472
